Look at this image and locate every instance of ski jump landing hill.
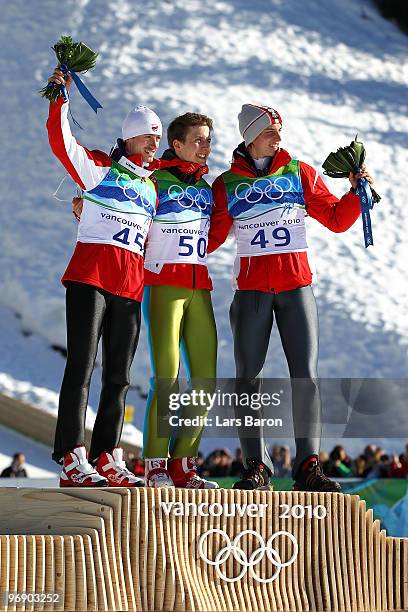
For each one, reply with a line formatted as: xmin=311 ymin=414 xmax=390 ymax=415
xmin=0 ymin=487 xmax=406 ymax=611
xmin=0 ymin=393 xmax=141 ymax=456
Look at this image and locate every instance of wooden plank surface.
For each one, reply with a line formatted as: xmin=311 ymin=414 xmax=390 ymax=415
xmin=0 ymin=488 xmax=407 ymax=611
xmin=62 ymin=536 xmax=75 ymax=612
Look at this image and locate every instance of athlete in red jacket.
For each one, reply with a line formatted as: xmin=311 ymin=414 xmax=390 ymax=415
xmin=47 ymin=67 xmax=161 ymax=488
xmin=208 ymin=103 xmax=374 ymax=491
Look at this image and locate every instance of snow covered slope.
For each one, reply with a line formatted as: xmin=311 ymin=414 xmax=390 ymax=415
xmin=0 ymin=0 xmax=407 ymax=444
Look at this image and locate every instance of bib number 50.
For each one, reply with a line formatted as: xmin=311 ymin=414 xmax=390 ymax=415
xmin=179 ymin=236 xmax=207 ymax=258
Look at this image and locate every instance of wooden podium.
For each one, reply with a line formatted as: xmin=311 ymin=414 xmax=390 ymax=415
xmin=0 ymin=487 xmax=406 ymax=611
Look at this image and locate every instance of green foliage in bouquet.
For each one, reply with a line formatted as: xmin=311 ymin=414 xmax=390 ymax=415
xmin=39 ymin=35 xmax=99 ymax=103
xmin=322 ymin=136 xmax=381 ymax=204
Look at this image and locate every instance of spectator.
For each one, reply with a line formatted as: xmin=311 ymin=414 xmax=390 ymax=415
xmin=271 ymin=444 xmax=282 ymax=465
xmin=195 ymin=452 xmax=206 ymax=476
xmin=326 ymin=446 xmax=353 ymax=478
xmin=400 ymin=444 xmax=408 ymax=472
xmin=399 ymin=453 xmax=408 ymax=478
xmin=0 ymin=453 xmax=28 ymax=478
xmin=132 ymin=457 xmax=145 ymax=477
xmin=354 ymin=454 xmax=368 ymax=478
xmin=364 ymin=447 xmax=386 ymax=478
xmin=201 ymin=450 xmax=221 ymax=477
xmin=132 ymin=449 xmax=145 ymax=478
xmin=319 ymin=451 xmax=330 ymax=474
xmin=273 ymin=446 xmax=293 ymax=478
xmin=125 ymin=449 xmax=145 ymax=477
xmin=390 ymin=453 xmax=408 ymax=478
xmin=363 ymin=444 xmax=378 ymax=474
xmin=125 ymin=450 xmax=136 ymax=472
xmin=205 ymin=449 xmax=232 ymax=477
xmin=219 ymin=449 xmax=233 ymax=476
xmin=376 ymin=454 xmax=391 ymax=478
xmin=195 ymin=451 xmax=205 ymax=467
xmin=230 ymin=448 xmax=244 ymax=477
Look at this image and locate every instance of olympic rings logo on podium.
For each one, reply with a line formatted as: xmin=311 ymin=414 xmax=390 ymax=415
xmin=115 ymin=173 xmax=155 ymax=209
xmin=168 ymin=185 xmax=211 ymax=211
xmin=235 ymin=176 xmax=293 ymax=204
xmin=198 ymin=528 xmax=298 ymax=583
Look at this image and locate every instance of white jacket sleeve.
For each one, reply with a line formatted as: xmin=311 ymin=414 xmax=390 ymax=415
xmin=46 ymin=97 xmax=111 ymax=191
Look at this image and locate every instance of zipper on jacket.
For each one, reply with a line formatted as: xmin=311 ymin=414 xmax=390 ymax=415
xmin=118 ymin=250 xmax=131 ymax=295
xmin=246 ymin=257 xmax=251 ymax=279
xmin=192 ymin=264 xmax=196 ymax=289
xmin=267 ymin=257 xmax=275 ymax=293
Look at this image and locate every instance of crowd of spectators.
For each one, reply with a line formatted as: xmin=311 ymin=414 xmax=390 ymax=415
xmin=319 ymin=443 xmax=408 ymax=480
xmin=125 ymin=443 xmax=408 ymax=480
xmin=3 ymin=443 xmax=408 ymax=481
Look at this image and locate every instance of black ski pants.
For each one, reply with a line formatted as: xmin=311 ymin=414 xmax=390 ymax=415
xmin=53 ymin=281 xmax=141 ymax=464
xmin=230 ymin=286 xmax=321 ymax=477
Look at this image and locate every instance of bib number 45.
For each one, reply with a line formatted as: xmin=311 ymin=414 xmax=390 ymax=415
xmin=112 ymin=227 xmax=145 ymax=250
xmin=250 ymin=227 xmax=290 ymax=249
xmin=179 ymin=235 xmax=207 ymax=258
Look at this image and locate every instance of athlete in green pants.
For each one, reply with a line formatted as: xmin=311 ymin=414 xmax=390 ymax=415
xmin=142 ymin=112 xmax=218 ymax=488
xmin=143 ymin=287 xmax=217 ymax=454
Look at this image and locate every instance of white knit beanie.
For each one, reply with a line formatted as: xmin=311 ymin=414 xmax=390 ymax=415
xmin=238 ymin=104 xmax=282 ymax=146
xmin=122 ymin=105 xmax=162 ymax=141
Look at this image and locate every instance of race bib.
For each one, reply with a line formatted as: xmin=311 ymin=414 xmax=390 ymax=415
xmin=145 ymin=173 xmax=212 ymax=266
xmin=223 ymin=163 xmax=308 ymax=256
xmin=234 ymin=203 xmax=307 ymax=256
xmin=78 ymin=201 xmax=153 ymax=256
xmin=145 ymin=217 xmax=209 ymax=265
xmin=78 ymin=159 xmax=157 ymax=255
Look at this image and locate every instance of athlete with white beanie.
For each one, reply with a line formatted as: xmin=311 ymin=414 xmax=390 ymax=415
xmin=47 ymin=67 xmax=162 ymax=487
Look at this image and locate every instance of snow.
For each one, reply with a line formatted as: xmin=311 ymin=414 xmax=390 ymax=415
xmin=0 ymin=0 xmax=407 ymax=461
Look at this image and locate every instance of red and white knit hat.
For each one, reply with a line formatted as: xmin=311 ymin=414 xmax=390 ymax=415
xmin=238 ymin=104 xmax=282 ymax=146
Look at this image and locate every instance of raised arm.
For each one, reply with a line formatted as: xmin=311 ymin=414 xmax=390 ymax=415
xmin=46 ymin=68 xmax=111 ymax=191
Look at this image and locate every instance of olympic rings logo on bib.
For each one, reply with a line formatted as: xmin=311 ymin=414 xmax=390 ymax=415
xmin=235 ymin=176 xmax=293 ymax=204
xmin=168 ymin=184 xmax=211 ymax=211
xmin=115 ymin=172 xmax=155 ymax=209
xmin=198 ymin=528 xmax=298 ymax=583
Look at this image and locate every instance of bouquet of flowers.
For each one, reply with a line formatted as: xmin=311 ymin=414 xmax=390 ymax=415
xmin=323 ymin=136 xmax=380 ymax=247
xmin=322 ymin=136 xmax=380 ymax=203
xmin=39 ymin=35 xmax=101 ymax=112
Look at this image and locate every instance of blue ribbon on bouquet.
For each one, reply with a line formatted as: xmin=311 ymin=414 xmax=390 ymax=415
xmin=356 ymin=175 xmax=374 ymax=248
xmin=47 ymin=64 xmax=102 ymax=129
xmin=59 ymin=63 xmax=102 ymax=113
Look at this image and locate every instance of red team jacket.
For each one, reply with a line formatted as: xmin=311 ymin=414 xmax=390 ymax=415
xmin=48 ymin=99 xmax=212 ymax=296
xmin=208 ymin=147 xmax=361 ymax=293
xmin=48 ymin=99 xmax=360 ymax=298
xmin=47 ymin=98 xmax=154 ymax=302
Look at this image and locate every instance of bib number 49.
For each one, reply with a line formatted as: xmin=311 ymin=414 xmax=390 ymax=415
xmin=250 ymin=227 xmax=290 ymax=249
xmin=179 ymin=236 xmax=207 ymax=258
